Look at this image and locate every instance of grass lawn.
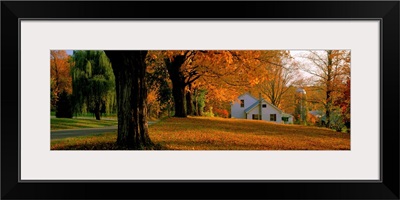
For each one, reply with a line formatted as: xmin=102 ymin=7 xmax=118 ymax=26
xmin=51 ymin=118 xmax=118 ymax=130
xmin=51 ymin=117 xmax=350 ymax=150
xmin=51 ymin=111 xmax=117 ymax=118
xmin=51 ymin=132 xmax=122 ymax=150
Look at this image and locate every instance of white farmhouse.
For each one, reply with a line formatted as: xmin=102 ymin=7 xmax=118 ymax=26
xmin=230 ymin=93 xmax=293 ymax=124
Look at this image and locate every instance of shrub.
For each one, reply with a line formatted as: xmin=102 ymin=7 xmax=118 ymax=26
xmin=202 ymin=107 xmax=214 ymax=117
xmin=203 ymin=111 xmax=214 ymax=117
xmin=329 ymin=110 xmax=346 ymax=132
xmin=213 ymin=108 xmax=229 ymax=118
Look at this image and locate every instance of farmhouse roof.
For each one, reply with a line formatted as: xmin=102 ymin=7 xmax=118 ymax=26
xmin=237 ymin=92 xmax=258 ymax=101
xmin=244 ymin=98 xmax=283 ymax=114
xmin=244 ymin=100 xmax=261 ymax=113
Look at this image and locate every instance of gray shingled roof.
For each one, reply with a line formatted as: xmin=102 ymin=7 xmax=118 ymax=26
xmin=244 ymin=99 xmax=283 ymax=114
xmin=244 ymin=100 xmax=261 ymax=113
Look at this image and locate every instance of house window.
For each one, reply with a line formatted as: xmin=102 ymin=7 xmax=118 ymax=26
xmin=252 ymin=114 xmax=259 ymax=120
xmin=262 ymin=104 xmax=267 ymax=108
xmin=282 ymin=117 xmax=289 ymax=122
xmin=270 ymin=114 xmax=276 ymax=121
xmin=240 ymin=100 xmax=244 ymax=107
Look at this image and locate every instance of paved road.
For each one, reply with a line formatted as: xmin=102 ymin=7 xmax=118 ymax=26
xmin=51 ymin=121 xmax=157 ymax=140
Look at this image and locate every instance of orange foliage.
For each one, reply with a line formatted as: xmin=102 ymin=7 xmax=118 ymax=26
xmin=147 ymin=50 xmax=349 ymax=121
xmin=51 ymin=50 xmax=72 ymax=95
xmin=148 ymin=50 xmax=276 ymax=115
xmin=146 ymin=89 xmax=162 ymax=118
xmin=307 ymin=113 xmax=319 ymax=124
xmin=50 ymin=50 xmax=72 ymax=109
xmin=213 ymin=108 xmax=229 ymax=118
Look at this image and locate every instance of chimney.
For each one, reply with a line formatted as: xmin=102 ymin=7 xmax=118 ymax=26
xmin=259 ymin=93 xmax=262 ymax=120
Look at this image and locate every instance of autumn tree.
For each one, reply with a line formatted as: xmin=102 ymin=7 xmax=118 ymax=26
xmin=162 ymin=50 xmax=270 ymax=118
xmin=255 ymin=50 xmax=298 ymax=108
xmin=199 ymin=50 xmax=293 ymax=118
xmin=146 ymin=58 xmax=173 ymax=118
xmin=50 ymin=50 xmax=72 ymax=111
xmin=192 ymin=88 xmax=207 ymax=116
xmin=163 ymin=51 xmax=198 ymax=117
xmin=299 ymin=50 xmax=351 ymax=128
xmin=335 ymin=76 xmax=351 ymax=131
xmin=104 ymin=50 xmax=153 ymax=149
xmin=71 ymin=50 xmax=116 ymax=120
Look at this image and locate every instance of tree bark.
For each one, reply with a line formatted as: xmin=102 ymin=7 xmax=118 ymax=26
xmin=325 ymin=90 xmax=332 ymax=128
xmin=105 ymin=50 xmax=152 ymax=149
xmin=94 ymin=101 xmax=101 ymax=120
xmin=136 ymin=54 xmax=152 ymax=146
xmin=165 ymin=55 xmax=187 ymax=118
xmin=171 ymin=81 xmax=186 ymax=117
xmin=325 ymin=50 xmax=333 ymax=128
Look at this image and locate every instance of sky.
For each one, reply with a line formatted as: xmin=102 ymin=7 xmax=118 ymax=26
xmin=66 ymin=50 xmax=73 ymax=55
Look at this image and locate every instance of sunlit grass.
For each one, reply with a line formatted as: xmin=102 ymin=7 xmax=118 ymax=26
xmin=51 ymin=116 xmax=350 ymax=150
xmin=150 ymin=117 xmax=350 ymax=150
xmin=51 ymin=118 xmax=117 ymax=130
xmin=51 ymin=111 xmax=117 ymax=118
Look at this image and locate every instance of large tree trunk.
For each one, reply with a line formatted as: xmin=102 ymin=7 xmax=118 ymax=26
xmin=325 ymin=50 xmax=333 ymax=128
xmin=165 ymin=55 xmax=187 ymax=118
xmin=325 ymin=90 xmax=332 ymax=128
xmin=136 ymin=53 xmax=152 ymax=146
xmin=104 ymin=50 xmax=152 ymax=149
xmin=94 ymin=101 xmax=101 ymax=120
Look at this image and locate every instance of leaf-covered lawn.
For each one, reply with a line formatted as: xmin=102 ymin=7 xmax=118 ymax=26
xmin=51 ymin=118 xmax=118 ymax=130
xmin=150 ymin=117 xmax=350 ymax=150
xmin=51 ymin=117 xmax=350 ymax=150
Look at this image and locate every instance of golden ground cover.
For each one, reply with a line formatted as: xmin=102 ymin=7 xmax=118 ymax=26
xmin=150 ymin=117 xmax=350 ymax=150
xmin=51 ymin=117 xmax=350 ymax=150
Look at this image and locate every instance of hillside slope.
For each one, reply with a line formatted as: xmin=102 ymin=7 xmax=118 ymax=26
xmin=150 ymin=117 xmax=350 ymax=150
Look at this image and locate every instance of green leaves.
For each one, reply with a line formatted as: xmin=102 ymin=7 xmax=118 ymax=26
xmin=71 ymin=50 xmax=116 ymax=117
xmin=85 ymin=61 xmax=92 ymax=78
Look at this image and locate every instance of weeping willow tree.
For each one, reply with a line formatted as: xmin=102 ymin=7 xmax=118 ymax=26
xmin=71 ymin=50 xmax=116 ymax=120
